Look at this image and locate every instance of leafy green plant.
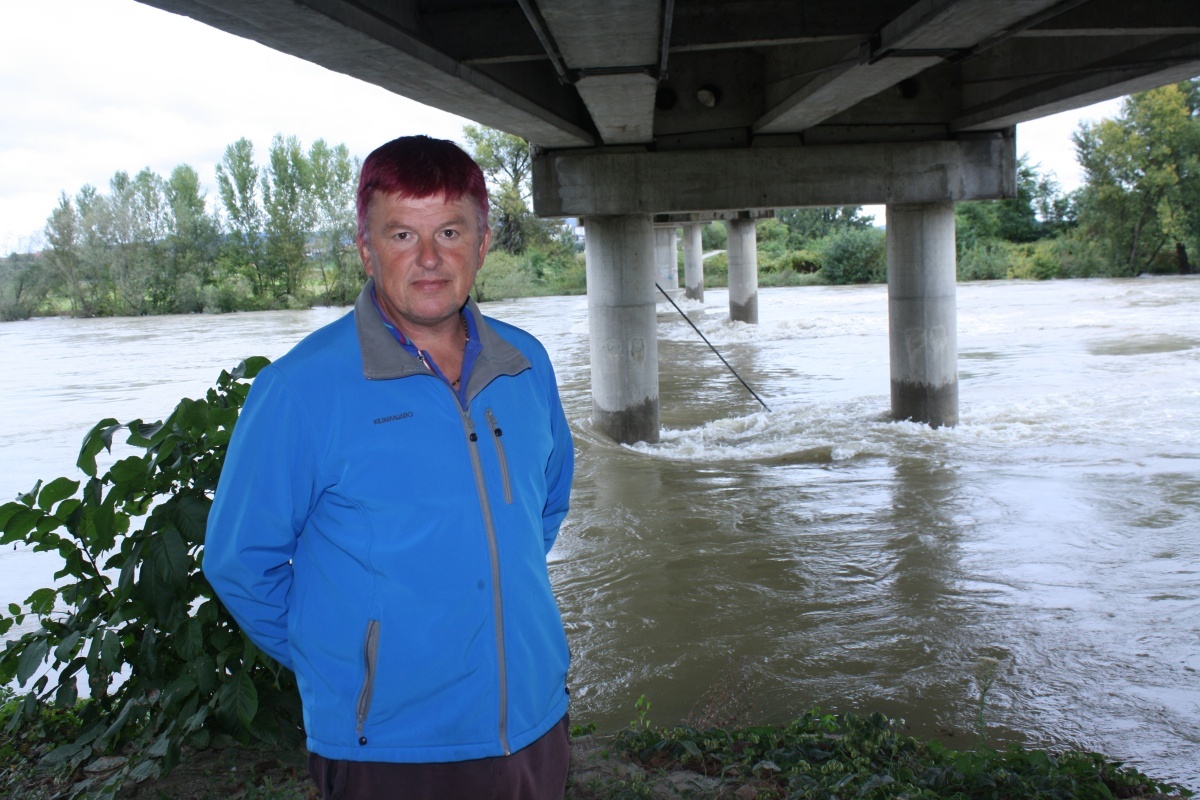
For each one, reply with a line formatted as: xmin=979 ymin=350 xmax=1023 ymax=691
xmin=609 ymin=705 xmax=1192 ymax=800
xmin=0 ymin=358 xmax=302 ymax=795
xmin=816 ymin=227 xmax=887 ymax=285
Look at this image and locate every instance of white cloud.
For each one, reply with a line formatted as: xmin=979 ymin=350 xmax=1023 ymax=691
xmin=0 ymin=0 xmax=468 ymax=254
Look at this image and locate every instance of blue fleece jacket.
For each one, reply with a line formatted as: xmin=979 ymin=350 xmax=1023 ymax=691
xmin=203 ymin=280 xmax=574 ymax=763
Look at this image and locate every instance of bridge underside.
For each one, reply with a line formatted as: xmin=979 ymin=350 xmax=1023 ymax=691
xmin=137 ymin=0 xmax=1200 ymax=441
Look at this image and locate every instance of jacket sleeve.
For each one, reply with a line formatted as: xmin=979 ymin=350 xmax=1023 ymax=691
xmin=539 ymin=359 xmax=575 ymax=555
xmin=202 ymin=366 xmax=317 ymax=671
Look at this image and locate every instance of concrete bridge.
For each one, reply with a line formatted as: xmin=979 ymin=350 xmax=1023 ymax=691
xmin=138 ymin=0 xmax=1200 ymax=442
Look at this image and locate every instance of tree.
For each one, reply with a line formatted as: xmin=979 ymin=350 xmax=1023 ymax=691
xmin=43 ymin=193 xmax=87 ymax=315
xmin=99 ymin=169 xmax=170 ymax=315
xmin=462 ymin=125 xmax=553 ymax=254
xmin=1073 ymin=80 xmax=1200 ymax=275
xmin=260 ymin=134 xmax=312 ymax=299
xmin=0 ymin=251 xmax=51 ymax=320
xmin=307 ymin=139 xmax=361 ymax=304
xmin=775 ymin=206 xmax=874 ymax=248
xmin=165 ymin=165 xmax=220 ymax=312
xmin=216 ymin=139 xmax=265 ymax=296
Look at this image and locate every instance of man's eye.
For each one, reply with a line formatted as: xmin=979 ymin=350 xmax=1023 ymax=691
xmin=394 ymin=232 xmax=410 ymax=241
xmin=441 ymin=229 xmax=459 ymax=239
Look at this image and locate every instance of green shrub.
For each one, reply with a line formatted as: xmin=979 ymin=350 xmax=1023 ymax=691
xmin=700 ymin=221 xmax=726 ymax=251
xmin=475 ymin=250 xmax=538 ymax=302
xmin=612 ymin=707 xmax=1191 ymax=800
xmin=217 ymin=274 xmax=255 ymax=312
xmin=958 ymin=241 xmax=1013 ymax=281
xmin=703 ymin=252 xmax=729 ymax=287
xmin=0 ymin=359 xmax=303 ymax=795
xmin=817 ymin=227 xmax=886 ymax=284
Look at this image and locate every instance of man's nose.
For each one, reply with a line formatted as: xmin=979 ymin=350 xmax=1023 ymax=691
xmin=416 ymin=236 xmax=440 ymax=269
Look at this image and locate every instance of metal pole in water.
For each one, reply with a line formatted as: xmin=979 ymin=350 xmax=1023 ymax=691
xmin=656 ymin=283 xmax=771 ymax=412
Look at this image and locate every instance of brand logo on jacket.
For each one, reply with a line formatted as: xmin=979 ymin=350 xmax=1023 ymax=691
xmin=373 ymin=411 xmax=414 ymax=425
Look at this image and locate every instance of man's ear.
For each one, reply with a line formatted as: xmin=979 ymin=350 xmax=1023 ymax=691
xmin=358 ymin=237 xmax=375 ymax=277
xmin=475 ymin=225 xmax=492 ymax=270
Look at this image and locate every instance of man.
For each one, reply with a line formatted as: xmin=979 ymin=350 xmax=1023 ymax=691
xmin=203 ymin=135 xmax=575 ymax=800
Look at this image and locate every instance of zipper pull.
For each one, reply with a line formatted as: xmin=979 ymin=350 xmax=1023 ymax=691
xmin=485 ymin=408 xmax=503 ymax=438
xmin=464 ymin=412 xmax=478 ymax=442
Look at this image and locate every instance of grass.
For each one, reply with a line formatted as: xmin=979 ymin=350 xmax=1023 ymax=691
xmin=3 ymin=686 xmax=1193 ymax=799
xmin=578 ymin=709 xmax=1192 ymax=800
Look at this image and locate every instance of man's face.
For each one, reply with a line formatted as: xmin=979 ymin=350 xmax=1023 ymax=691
xmin=358 ymin=191 xmax=490 ymax=335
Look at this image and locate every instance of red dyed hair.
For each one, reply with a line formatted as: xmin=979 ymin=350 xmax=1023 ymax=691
xmin=356 ymin=135 xmax=489 ymax=242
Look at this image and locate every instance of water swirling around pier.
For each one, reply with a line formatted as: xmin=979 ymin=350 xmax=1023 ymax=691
xmin=2 ymin=277 xmax=1197 ymax=787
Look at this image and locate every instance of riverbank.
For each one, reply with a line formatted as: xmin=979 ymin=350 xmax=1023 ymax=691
xmin=4 ymin=720 xmax=1192 ymax=799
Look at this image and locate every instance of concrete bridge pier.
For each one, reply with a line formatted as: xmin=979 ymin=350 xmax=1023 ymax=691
xmin=682 ymin=223 xmax=704 ymax=301
xmin=583 ymin=215 xmax=661 ymax=444
xmin=725 ymin=216 xmax=759 ymax=324
xmin=886 ymin=202 xmax=959 ymax=428
xmin=654 ymin=226 xmax=680 ymax=293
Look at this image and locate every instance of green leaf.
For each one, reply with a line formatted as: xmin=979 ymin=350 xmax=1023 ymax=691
xmin=148 ymin=527 xmax=190 ymax=592
xmin=25 ymin=587 xmax=56 ymax=615
xmin=161 ymin=674 xmax=198 ymax=709
xmin=182 ymin=705 xmax=209 ymax=734
xmin=1 ymin=507 xmax=43 ymax=544
xmin=16 ymin=638 xmax=50 ymax=685
xmin=39 ymin=741 xmax=88 ymax=768
xmin=174 ymin=398 xmax=210 ymax=436
xmin=168 ymin=493 xmax=210 ymax=545
xmin=230 ymin=670 xmax=259 ymax=729
xmin=107 ymin=455 xmax=150 ymax=485
xmin=128 ymin=757 xmax=162 ymax=783
xmin=36 ymin=477 xmax=80 ymax=511
xmin=232 ymin=356 xmax=271 ymax=380
xmin=53 ymin=630 xmax=82 ymax=663
xmin=101 ymin=630 xmax=121 ymax=673
xmin=77 ymin=419 xmax=121 ymax=477
xmin=139 ymin=627 xmax=159 ymax=675
xmin=146 ymin=732 xmax=172 ymax=759
xmin=178 ymin=618 xmax=205 ymax=661
xmin=126 ymin=419 xmax=165 ymax=448
xmin=55 ymin=676 xmax=79 ymax=709
xmin=0 ymin=501 xmax=27 ymax=529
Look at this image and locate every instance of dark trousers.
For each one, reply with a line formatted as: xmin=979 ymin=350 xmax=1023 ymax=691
xmin=307 ymin=715 xmax=571 ymax=800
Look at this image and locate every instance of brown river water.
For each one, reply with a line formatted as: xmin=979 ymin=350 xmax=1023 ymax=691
xmin=2 ymin=276 xmax=1198 ymax=786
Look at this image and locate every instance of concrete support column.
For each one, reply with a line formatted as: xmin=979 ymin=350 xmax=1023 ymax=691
xmin=682 ymin=223 xmax=704 ymax=301
xmin=584 ymin=215 xmax=660 ymax=443
xmin=886 ymin=202 xmax=959 ymax=428
xmin=725 ymin=217 xmax=758 ymax=323
xmin=654 ymin=227 xmax=679 ymax=291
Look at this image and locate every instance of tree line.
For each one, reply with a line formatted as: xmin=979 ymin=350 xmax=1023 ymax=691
xmin=0 ymin=135 xmax=366 ymax=322
xmin=2 ymin=79 xmax=1196 ymax=321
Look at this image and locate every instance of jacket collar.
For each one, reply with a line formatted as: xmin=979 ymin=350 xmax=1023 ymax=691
xmin=354 ymin=278 xmax=530 ymax=399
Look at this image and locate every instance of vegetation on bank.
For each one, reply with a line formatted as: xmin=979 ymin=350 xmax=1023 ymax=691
xmin=3 ymin=80 xmax=1198 ymax=324
xmin=1 ymin=361 xmax=1196 ymax=799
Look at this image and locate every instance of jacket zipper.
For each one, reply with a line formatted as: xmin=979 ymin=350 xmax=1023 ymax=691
xmin=355 ymin=619 xmax=381 ymax=744
xmin=484 ymin=408 xmax=513 ymax=504
xmin=461 ymin=411 xmax=512 ymax=755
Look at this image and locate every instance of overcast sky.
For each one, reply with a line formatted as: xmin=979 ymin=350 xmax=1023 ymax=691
xmin=1 ymin=0 xmax=1126 ymax=256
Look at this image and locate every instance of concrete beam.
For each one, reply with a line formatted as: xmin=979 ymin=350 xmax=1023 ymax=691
xmin=532 ymin=0 xmax=664 ymax=144
xmin=754 ymin=0 xmax=1064 ymax=134
xmin=532 ymin=137 xmax=1016 ymax=217
xmin=136 ymin=0 xmax=596 ymax=148
xmin=953 ymin=39 xmax=1200 ymax=131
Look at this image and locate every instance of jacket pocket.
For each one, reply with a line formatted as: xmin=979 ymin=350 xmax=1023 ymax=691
xmin=485 ymin=408 xmax=513 ymax=504
xmin=354 ymin=619 xmax=380 ymax=744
